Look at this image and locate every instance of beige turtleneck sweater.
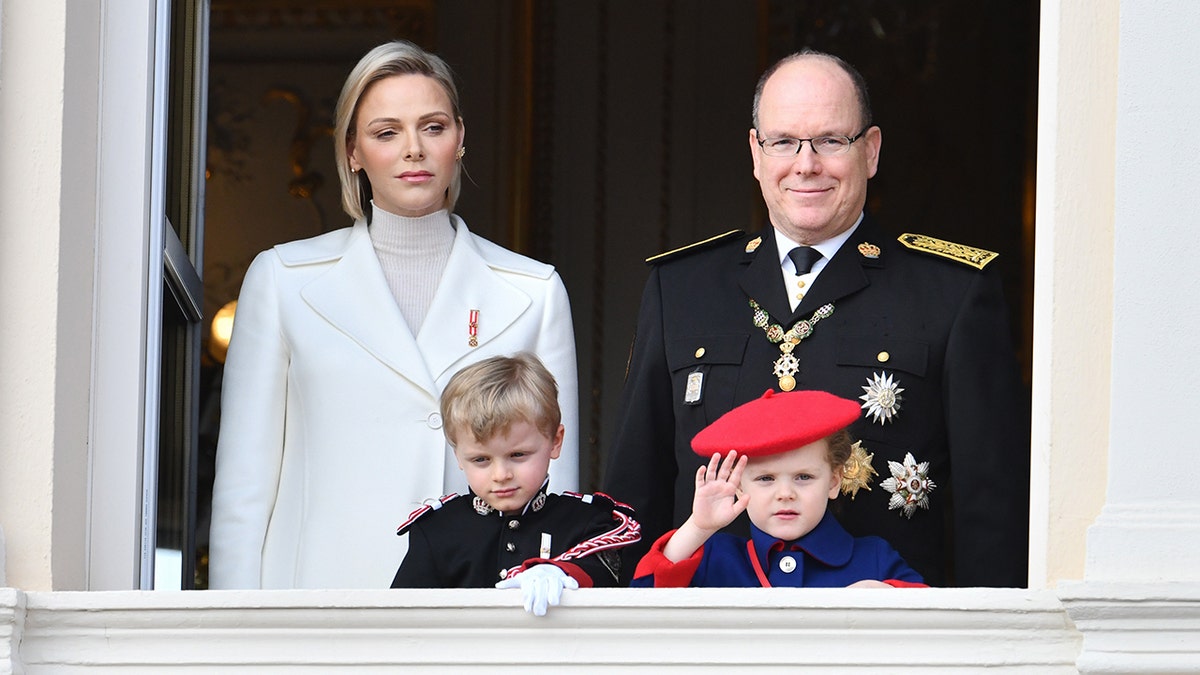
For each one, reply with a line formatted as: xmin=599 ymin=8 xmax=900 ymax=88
xmin=367 ymin=204 xmax=455 ymax=335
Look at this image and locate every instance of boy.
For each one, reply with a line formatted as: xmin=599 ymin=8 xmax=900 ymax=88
xmin=633 ymin=390 xmax=925 ymax=588
xmin=391 ymin=353 xmax=641 ymax=614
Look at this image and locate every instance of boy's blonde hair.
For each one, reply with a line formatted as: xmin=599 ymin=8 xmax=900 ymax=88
xmin=440 ymin=353 xmax=561 ymax=446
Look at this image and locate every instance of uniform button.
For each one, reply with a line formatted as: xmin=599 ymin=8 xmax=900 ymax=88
xmin=426 ymin=412 xmax=443 ymax=429
xmin=876 ymin=351 xmax=890 ymax=363
xmin=694 ymin=347 xmax=706 ymax=359
xmin=796 ymin=280 xmax=806 ymax=289
xmin=505 ymin=542 xmax=516 ymax=552
xmin=779 ymin=555 xmax=797 ymax=573
xmin=508 ymin=519 xmax=520 ymax=530
xmin=796 ymin=292 xmax=805 ymax=301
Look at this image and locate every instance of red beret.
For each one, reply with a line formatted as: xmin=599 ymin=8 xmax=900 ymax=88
xmin=691 ymin=390 xmax=861 ymax=458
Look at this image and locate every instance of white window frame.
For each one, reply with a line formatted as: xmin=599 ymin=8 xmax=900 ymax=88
xmin=88 ymin=0 xmax=161 ymax=590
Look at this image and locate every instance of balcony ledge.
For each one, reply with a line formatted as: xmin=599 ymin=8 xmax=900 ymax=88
xmin=0 ymin=586 xmax=1098 ymax=672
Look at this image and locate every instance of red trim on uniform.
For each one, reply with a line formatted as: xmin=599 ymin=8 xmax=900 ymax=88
xmin=883 ymin=579 xmax=928 ymax=588
xmin=746 ymin=540 xmax=772 ymax=587
xmin=555 ymin=508 xmax=641 ymax=562
xmin=500 ymin=500 xmax=638 ymax=586
xmin=592 ymin=491 xmax=635 ymax=513
xmin=511 ymin=559 xmax=594 ymax=588
xmin=395 ymin=493 xmax=457 ymax=534
xmin=633 ymin=529 xmax=704 ymax=588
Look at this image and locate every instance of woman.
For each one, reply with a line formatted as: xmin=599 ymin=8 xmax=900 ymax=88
xmin=209 ymin=40 xmax=579 ymax=589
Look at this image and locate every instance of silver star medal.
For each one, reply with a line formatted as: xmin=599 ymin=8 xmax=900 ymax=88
xmin=860 ymin=371 xmax=904 ymax=424
xmin=880 ymin=452 xmax=936 ymax=518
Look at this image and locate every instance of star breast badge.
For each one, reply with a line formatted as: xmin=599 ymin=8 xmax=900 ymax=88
xmin=860 ymin=371 xmax=904 ymax=424
xmin=880 ymin=452 xmax=936 ymax=518
xmin=840 ymin=441 xmax=877 ymax=499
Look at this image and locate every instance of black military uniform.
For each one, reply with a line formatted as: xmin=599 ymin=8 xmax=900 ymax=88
xmin=391 ymin=484 xmax=641 ymax=588
xmin=604 ymin=214 xmax=1030 ymax=587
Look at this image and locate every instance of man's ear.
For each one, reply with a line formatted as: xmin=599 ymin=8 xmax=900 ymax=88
xmin=749 ymin=128 xmax=763 ymax=181
xmin=863 ymin=125 xmax=882 ymax=179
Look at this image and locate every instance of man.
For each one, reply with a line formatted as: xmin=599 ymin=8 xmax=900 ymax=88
xmin=604 ymin=50 xmax=1029 ymax=587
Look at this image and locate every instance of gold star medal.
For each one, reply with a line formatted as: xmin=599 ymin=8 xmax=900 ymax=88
xmin=749 ymin=300 xmax=834 ymax=392
xmin=880 ymin=452 xmax=936 ymax=518
xmin=840 ymin=441 xmax=877 ymax=499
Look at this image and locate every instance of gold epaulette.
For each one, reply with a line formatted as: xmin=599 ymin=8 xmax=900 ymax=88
xmin=897 ymin=233 xmax=998 ymax=270
xmin=645 ymin=230 xmax=744 ymax=265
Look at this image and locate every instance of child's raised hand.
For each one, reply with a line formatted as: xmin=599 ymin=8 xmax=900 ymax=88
xmin=661 ymin=451 xmax=751 ymax=563
xmin=689 ymin=451 xmax=750 ymax=532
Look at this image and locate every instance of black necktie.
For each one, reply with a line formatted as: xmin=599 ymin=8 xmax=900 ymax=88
xmin=787 ymin=246 xmax=822 ymax=275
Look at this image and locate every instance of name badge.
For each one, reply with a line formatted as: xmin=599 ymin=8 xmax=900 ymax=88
xmin=684 ymin=370 xmax=704 ymax=405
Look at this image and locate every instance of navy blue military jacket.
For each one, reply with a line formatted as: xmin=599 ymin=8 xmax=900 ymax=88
xmin=391 ymin=487 xmax=640 ymax=588
xmin=632 ymin=511 xmax=924 ymax=588
xmin=605 ymin=215 xmax=1030 ymax=587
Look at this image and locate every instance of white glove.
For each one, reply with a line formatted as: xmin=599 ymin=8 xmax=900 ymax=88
xmin=495 ymin=564 xmax=579 ymax=616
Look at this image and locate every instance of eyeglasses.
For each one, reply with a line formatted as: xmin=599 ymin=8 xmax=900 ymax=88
xmin=755 ymin=126 xmax=871 ymax=157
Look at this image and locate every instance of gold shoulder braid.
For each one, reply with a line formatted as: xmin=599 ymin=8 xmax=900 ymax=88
xmin=748 ymin=299 xmax=834 ymax=391
xmin=645 ymin=230 xmax=744 ymax=265
xmin=897 ymin=233 xmax=998 ymax=270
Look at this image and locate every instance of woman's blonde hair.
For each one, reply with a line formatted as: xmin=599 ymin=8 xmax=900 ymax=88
xmin=440 ymin=353 xmax=561 ymax=447
xmin=333 ymin=40 xmax=464 ymax=222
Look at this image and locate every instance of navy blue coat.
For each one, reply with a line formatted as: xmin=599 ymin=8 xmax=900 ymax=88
xmin=632 ymin=511 xmax=924 ymax=588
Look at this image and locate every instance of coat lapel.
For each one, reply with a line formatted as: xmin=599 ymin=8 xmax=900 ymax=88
xmin=792 ymin=216 xmax=882 ymax=320
xmin=417 ymin=220 xmax=532 ymax=383
xmin=737 ymin=229 xmax=793 ymax=323
xmin=300 ymin=223 xmax=439 ymax=396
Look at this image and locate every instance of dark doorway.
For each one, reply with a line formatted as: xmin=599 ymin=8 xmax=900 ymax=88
xmin=193 ymin=0 xmax=1037 ymax=588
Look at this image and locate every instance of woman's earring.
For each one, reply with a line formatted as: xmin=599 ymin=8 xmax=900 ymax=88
xmin=455 ymin=147 xmax=466 ymax=160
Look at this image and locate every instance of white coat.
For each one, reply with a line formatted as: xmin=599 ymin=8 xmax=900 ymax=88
xmin=208 ymin=216 xmax=579 ymax=589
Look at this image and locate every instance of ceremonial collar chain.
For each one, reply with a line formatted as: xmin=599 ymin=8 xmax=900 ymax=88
xmin=748 ymin=299 xmax=835 ymax=391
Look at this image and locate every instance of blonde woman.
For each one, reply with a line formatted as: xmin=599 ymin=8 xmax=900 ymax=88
xmin=209 ymin=41 xmax=579 ymax=589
